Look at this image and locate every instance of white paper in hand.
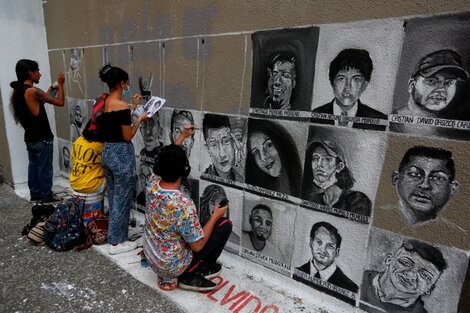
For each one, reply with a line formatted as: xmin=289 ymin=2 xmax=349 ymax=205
xmin=144 ymin=96 xmax=166 ymax=118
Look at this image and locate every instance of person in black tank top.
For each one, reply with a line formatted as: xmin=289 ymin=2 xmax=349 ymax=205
xmin=97 ymin=64 xmax=148 ymax=255
xmin=9 ymin=59 xmax=65 ymax=203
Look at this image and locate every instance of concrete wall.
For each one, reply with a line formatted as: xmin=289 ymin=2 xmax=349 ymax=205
xmin=40 ymin=1 xmax=470 ymax=312
xmin=0 ymin=0 xmax=58 ymax=186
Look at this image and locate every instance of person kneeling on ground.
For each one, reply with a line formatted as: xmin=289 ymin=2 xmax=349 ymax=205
xmin=143 ymin=136 xmax=231 ymax=291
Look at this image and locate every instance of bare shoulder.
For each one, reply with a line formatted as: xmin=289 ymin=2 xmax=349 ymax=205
xmin=106 ymin=98 xmax=129 ymax=112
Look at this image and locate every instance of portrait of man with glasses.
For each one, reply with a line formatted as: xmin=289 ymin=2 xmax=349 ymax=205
xmin=392 ymin=146 xmax=460 ymax=225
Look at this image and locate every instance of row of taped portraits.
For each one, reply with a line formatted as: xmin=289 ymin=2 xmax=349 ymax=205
xmin=59 ymin=12 xmax=470 ymax=143
xmin=58 ymin=105 xmax=470 ymax=312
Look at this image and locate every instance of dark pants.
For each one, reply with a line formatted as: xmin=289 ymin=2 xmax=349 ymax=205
xmin=26 ymin=140 xmax=53 ymax=200
xmin=183 ymin=217 xmax=232 ymax=275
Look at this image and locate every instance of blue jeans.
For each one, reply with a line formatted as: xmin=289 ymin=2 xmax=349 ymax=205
xmin=26 ymin=140 xmax=53 ymax=200
xmin=102 ymin=142 xmax=136 ymax=244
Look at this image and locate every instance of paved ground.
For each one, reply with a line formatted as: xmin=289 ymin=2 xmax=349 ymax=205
xmin=0 ymin=182 xmax=185 ymax=313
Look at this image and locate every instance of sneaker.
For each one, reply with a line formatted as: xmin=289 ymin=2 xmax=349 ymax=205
xmin=178 ymin=273 xmax=217 ymax=292
xmin=109 ymin=241 xmax=138 ymax=255
xmin=40 ymin=195 xmax=63 ymax=204
xmin=196 ymin=263 xmax=222 ymax=279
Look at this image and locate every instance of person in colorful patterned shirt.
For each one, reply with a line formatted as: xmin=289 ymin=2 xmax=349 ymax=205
xmin=144 ymin=126 xmax=232 ymax=291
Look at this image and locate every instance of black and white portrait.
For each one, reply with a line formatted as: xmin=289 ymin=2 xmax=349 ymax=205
xmin=160 ymin=108 xmax=203 ymax=179
xmin=66 ymin=48 xmax=85 ymax=98
xmin=199 ymin=181 xmax=243 ymax=254
xmin=136 ymin=161 xmax=152 ymax=209
xmin=301 ymin=126 xmax=386 ymax=222
xmin=292 ymin=207 xmax=368 ymax=305
xmin=373 ymin=135 xmax=470 ymax=250
xmin=241 ymin=192 xmax=296 ymax=275
xmin=200 ymin=113 xmax=246 ymax=183
xmin=138 ymin=111 xmax=164 ymax=166
xmin=311 ymin=49 xmax=388 ymax=131
xmin=68 ymin=98 xmax=88 ymax=143
xmin=392 ymin=146 xmax=460 ymax=225
xmin=58 ymin=138 xmax=72 ymax=176
xmin=139 ymin=73 xmax=153 ymax=101
xmin=389 ymin=13 xmax=470 ymax=140
xmin=250 ymin=27 xmax=318 ymax=114
xmin=360 ymin=228 xmax=468 ymax=313
xmin=169 ymin=109 xmax=196 ymax=157
xmin=245 ymin=118 xmax=307 ymax=198
xmin=311 ymin=20 xmax=403 ymax=130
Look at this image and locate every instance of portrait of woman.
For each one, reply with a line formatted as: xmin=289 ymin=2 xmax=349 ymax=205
xmin=199 ymin=184 xmax=228 ymax=227
xmin=245 ymin=119 xmax=302 ymax=197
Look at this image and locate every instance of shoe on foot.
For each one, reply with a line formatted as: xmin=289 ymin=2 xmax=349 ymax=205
xmin=109 ymin=241 xmax=138 ymax=255
xmin=196 ymin=262 xmax=222 ymax=279
xmin=40 ymin=195 xmax=63 ymax=204
xmin=178 ymin=273 xmax=217 ymax=292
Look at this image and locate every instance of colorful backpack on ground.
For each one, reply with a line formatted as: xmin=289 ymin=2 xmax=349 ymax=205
xmin=43 ymin=197 xmax=86 ymax=252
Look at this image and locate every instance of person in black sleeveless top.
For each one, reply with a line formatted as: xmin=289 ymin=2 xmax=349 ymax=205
xmin=97 ymin=64 xmax=147 ymax=255
xmin=9 ymin=59 xmax=65 ymax=203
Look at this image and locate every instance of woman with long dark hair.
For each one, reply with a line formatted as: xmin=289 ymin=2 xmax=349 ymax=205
xmin=98 ymin=64 xmax=147 ymax=255
xmin=199 ymin=184 xmax=228 ymax=227
xmin=301 ymin=140 xmax=371 ymax=217
xmin=10 ymin=59 xmax=65 ymax=203
xmin=245 ymin=119 xmax=302 ymax=197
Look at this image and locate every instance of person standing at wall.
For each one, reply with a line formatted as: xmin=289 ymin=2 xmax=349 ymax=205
xmin=9 ymin=59 xmax=65 ymax=203
xmin=98 ymin=64 xmax=147 ymax=255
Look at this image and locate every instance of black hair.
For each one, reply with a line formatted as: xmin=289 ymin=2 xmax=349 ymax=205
xmin=202 ymin=113 xmax=231 ymax=141
xmin=249 ymin=204 xmax=273 ymax=228
xmin=310 ymin=221 xmax=342 ymax=249
xmin=301 ymin=140 xmax=355 ymax=199
xmin=152 ymin=144 xmax=189 ymax=182
xmin=82 ymin=119 xmax=104 ymax=142
xmin=98 ymin=64 xmax=129 ymax=89
xmin=267 ymin=52 xmax=297 ymax=80
xmin=329 ymin=49 xmax=373 ymax=85
xmin=199 ymin=184 xmax=228 ymax=227
xmin=401 ymin=239 xmax=447 ymax=272
xmin=9 ymin=59 xmax=39 ymax=126
xmin=399 ymin=146 xmax=455 ymax=181
xmin=245 ymin=119 xmax=302 ymax=197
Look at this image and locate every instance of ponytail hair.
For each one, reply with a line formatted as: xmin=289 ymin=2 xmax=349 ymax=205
xmin=99 ymin=64 xmax=129 ymax=89
xmin=10 ymin=59 xmax=39 ymax=125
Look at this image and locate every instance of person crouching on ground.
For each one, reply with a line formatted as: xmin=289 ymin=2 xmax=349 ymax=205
xmin=144 ymin=129 xmax=232 ymax=291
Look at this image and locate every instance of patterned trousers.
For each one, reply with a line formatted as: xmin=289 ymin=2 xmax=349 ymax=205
xmin=102 ymin=142 xmax=136 ymax=244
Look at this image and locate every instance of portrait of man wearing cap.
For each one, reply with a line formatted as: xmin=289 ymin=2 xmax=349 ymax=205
xmin=69 ymin=101 xmax=86 ymax=143
xmin=311 ymin=49 xmax=388 ymax=131
xmin=393 ymin=49 xmax=469 ymax=119
xmin=301 ymin=140 xmax=372 ymax=217
xmin=360 ymin=239 xmax=447 ymax=313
